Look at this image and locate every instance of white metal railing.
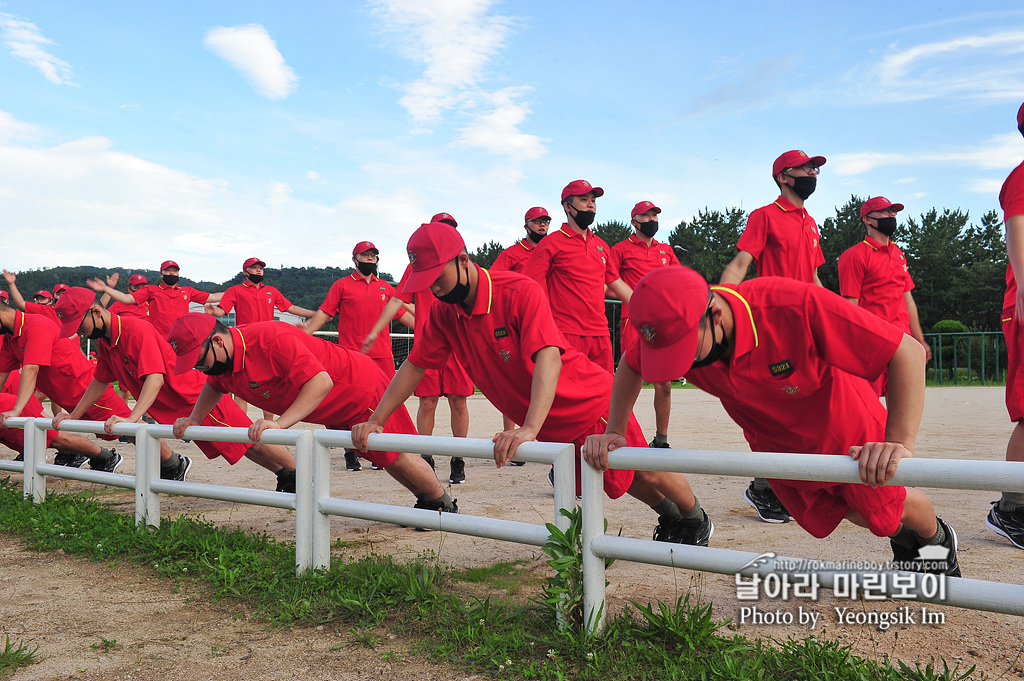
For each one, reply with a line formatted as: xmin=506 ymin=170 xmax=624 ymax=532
xmin=580 ymin=448 xmax=1024 ymax=634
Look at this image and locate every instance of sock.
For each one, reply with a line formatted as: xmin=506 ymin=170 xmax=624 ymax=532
xmin=653 ymin=497 xmax=682 ymax=521
xmin=916 ymin=519 xmax=946 ymax=546
xmin=160 ymin=452 xmax=182 ymax=472
xmin=93 ymin=447 xmax=116 ymax=462
xmin=678 ymin=496 xmax=704 ymax=524
xmin=890 ymin=524 xmax=917 ymax=548
xmin=999 ymin=492 xmax=1024 ymax=512
xmin=654 ymin=433 xmax=668 ymax=445
xmin=752 ymin=478 xmax=772 ymax=492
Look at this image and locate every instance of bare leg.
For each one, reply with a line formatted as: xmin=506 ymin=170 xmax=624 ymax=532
xmin=625 ymin=470 xmax=697 ymax=511
xmin=243 ymin=443 xmax=296 ymax=472
xmin=417 ymin=396 xmax=438 ymax=436
xmin=384 ymin=452 xmax=444 ymax=498
xmin=49 ymin=433 xmax=102 ymax=457
xmin=653 ymin=381 xmax=672 ymax=437
xmin=448 ymin=395 xmax=469 ymax=438
xmin=1007 ymin=421 xmax=1024 ymax=463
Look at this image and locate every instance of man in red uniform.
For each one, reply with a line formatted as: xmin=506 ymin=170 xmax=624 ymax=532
xmin=838 ymin=196 xmax=931 ymax=395
xmin=585 ymin=266 xmax=958 ymax=573
xmin=208 ymin=258 xmax=314 ymax=325
xmin=491 ymin=207 xmax=551 ymax=274
xmin=102 ymin=274 xmax=152 ymax=320
xmin=2 ymin=270 xmax=62 ymax=327
xmin=53 ymin=284 xmax=69 ymax=300
xmin=0 ymin=370 xmax=119 ymax=466
xmin=167 ymin=314 xmax=455 ymax=515
xmin=52 ymin=288 xmax=297 ymax=490
xmin=608 ymin=200 xmax=682 ymax=449
xmin=88 ymin=261 xmax=222 ymax=338
xmin=584 ymin=267 xmax=960 ymax=575
xmin=352 ymin=223 xmax=711 ymax=545
xmin=0 ymin=299 xmax=128 ymax=471
xmin=987 ymin=101 xmax=1024 ymax=550
xmin=719 ymin=150 xmax=827 ymax=522
xmin=363 ymin=214 xmax=473 ymax=483
xmin=523 ymin=180 xmax=631 ymax=374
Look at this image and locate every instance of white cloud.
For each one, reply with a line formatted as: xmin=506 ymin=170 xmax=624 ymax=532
xmin=0 ymin=110 xmax=42 ymax=142
xmin=453 ymin=88 xmax=547 ymax=164
xmin=894 ymin=176 xmax=917 ymax=185
xmin=967 ymin=178 xmax=1006 ymax=194
xmin=306 ymin=171 xmax=320 ymax=180
xmin=203 ymin=24 xmax=298 ymax=100
xmin=0 ymin=12 xmax=74 ymax=85
xmin=830 ymin=133 xmax=1024 ymax=176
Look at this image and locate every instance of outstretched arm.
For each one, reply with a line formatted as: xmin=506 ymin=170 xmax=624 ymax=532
xmin=3 ymin=270 xmax=26 ymax=310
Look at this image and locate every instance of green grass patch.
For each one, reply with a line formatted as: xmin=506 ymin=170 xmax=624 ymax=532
xmin=0 ymin=634 xmax=41 ymax=678
xmin=0 ymin=477 xmax=984 ymax=680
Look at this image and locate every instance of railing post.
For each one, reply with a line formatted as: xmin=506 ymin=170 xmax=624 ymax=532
xmin=937 ymin=335 xmax=944 ymax=385
xmin=581 ymin=454 xmax=607 ymax=636
xmin=311 ymin=434 xmax=333 ymax=572
xmin=982 ymin=334 xmax=987 ymax=385
xmin=552 ymin=444 xmax=575 ymax=534
xmin=24 ymin=418 xmax=45 ymax=502
xmin=135 ymin=425 xmax=161 ymax=527
xmin=293 ymin=430 xmax=313 ymax=574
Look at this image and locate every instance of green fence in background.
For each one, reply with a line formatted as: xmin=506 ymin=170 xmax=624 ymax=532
xmin=925 ymin=331 xmax=1007 ymax=386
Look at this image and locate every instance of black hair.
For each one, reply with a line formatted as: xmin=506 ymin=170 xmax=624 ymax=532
xmin=212 ymin=320 xmax=231 ymax=337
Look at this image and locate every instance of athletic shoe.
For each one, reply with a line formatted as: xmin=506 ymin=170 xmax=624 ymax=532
xmin=344 ymin=450 xmax=362 ymax=472
xmin=744 ymin=482 xmax=792 ymax=523
xmin=14 ymin=452 xmax=23 ymax=462
xmin=653 ymin=511 xmax=714 ymax=547
xmin=161 ymin=455 xmax=192 ymax=482
xmin=547 ymin=466 xmax=554 ymax=488
xmin=649 ymin=439 xmax=671 ymax=449
xmin=890 ymin=517 xmax=961 ymax=577
xmin=54 ymin=451 xmax=90 ymax=468
xmin=141 ymin=415 xmax=157 ymax=425
xmin=508 ymin=459 xmax=525 ymax=466
xmin=449 ymin=457 xmax=466 ymax=484
xmin=90 ymin=449 xmax=124 ymax=474
xmin=275 ymin=468 xmax=296 ymax=493
xmin=985 ymin=501 xmax=1024 ymax=550
xmin=370 ymin=462 xmax=384 ymax=470
xmin=421 ymin=454 xmax=436 ymax=471
xmin=412 ymin=496 xmax=459 ymax=531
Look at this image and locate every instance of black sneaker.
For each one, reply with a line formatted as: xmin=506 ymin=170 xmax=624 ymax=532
xmin=547 ymin=466 xmax=554 ymax=488
xmin=508 ymin=459 xmax=525 ymax=466
xmin=141 ymin=415 xmax=157 ymax=425
xmin=649 ymin=439 xmax=671 ymax=449
xmin=653 ymin=511 xmax=714 ymax=547
xmin=890 ymin=518 xmax=961 ymax=577
xmin=412 ymin=496 xmax=459 ymax=531
xmin=421 ymin=454 xmax=436 ymax=471
xmin=54 ymin=451 xmax=90 ymax=468
xmin=90 ymin=449 xmax=124 ymax=473
xmin=161 ymin=455 xmax=193 ymax=481
xmin=344 ymin=449 xmax=362 ymax=471
xmin=449 ymin=457 xmax=465 ymax=484
xmin=985 ymin=500 xmax=1024 ymax=549
xmin=744 ymin=482 xmax=792 ymax=523
xmin=14 ymin=452 xmax=23 ymax=462
xmin=275 ymin=468 xmax=296 ymax=493
xmin=370 ymin=462 xmax=384 ymax=470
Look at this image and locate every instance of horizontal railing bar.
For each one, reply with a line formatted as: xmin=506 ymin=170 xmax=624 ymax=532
xmin=0 ymin=461 xmax=24 ymax=473
xmin=148 ymin=424 xmax=304 ymax=446
xmin=590 ymin=535 xmax=1024 ymax=616
xmin=318 ymin=497 xmax=550 ymax=545
xmin=314 ymin=430 xmax=567 ymax=463
xmin=149 ymin=479 xmax=296 ymax=510
xmin=35 ymin=463 xmax=136 ymax=490
xmin=605 ymin=448 xmax=1024 ymax=492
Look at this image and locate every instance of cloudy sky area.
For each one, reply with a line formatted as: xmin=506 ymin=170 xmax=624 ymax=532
xmin=1 ymin=1 xmax=1023 ymax=282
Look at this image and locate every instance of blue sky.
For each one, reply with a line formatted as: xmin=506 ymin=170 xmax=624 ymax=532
xmin=2 ymin=1 xmax=1023 ymax=283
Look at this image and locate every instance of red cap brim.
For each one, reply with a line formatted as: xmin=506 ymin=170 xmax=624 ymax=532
xmin=401 ymin=263 xmax=445 ymax=295
xmin=59 ymin=312 xmax=87 ymax=340
xmin=637 ymin=326 xmax=700 ymax=384
xmin=173 ymin=344 xmax=205 ymax=375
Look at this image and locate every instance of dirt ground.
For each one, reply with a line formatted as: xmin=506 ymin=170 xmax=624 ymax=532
xmin=2 ymin=387 xmax=1023 ymax=680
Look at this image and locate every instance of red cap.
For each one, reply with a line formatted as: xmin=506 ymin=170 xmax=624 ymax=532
xmin=53 ymin=284 xmax=70 ymax=295
xmin=524 ymin=207 xmax=550 ymax=222
xmin=430 ymin=212 xmax=458 ymax=228
xmin=561 ymin=180 xmax=604 ymax=202
xmin=243 ymin=257 xmax=266 ymax=269
xmin=0 ymin=291 xmax=8 ymax=302
xmin=859 ymin=196 xmax=905 ymax=219
xmin=772 ymin=150 xmax=826 ymax=177
xmin=33 ymin=290 xmax=53 ymax=301
xmin=160 ymin=260 xmax=180 ymax=271
xmin=128 ymin=274 xmax=148 ymax=286
xmin=168 ymin=313 xmax=218 ymax=374
xmin=402 ymin=223 xmax=466 ymax=294
xmin=630 ymin=201 xmax=662 ymax=219
xmin=352 ymin=241 xmax=379 ymax=256
xmin=628 ymin=267 xmax=711 ymax=383
xmin=54 ymin=287 xmax=98 ymax=338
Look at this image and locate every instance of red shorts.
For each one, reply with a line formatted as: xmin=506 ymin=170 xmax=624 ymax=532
xmin=148 ymin=396 xmax=252 ymax=465
xmin=344 ymin=404 xmax=413 ymax=468
xmin=414 ymin=355 xmax=474 ymax=397
xmin=1005 ymin=315 xmax=1024 ymax=422
xmin=564 ymin=333 xmax=613 ymax=374
xmin=0 ymin=393 xmax=57 ymax=453
xmin=76 ymin=387 xmax=132 ymax=442
xmin=570 ymin=414 xmax=642 ymax=500
xmin=371 ymin=356 xmax=396 ymax=379
xmin=770 ymin=477 xmax=906 ymax=539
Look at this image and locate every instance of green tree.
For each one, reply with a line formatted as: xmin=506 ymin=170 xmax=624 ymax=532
xmin=593 ymin=220 xmax=632 ymax=247
xmin=667 ymin=207 xmax=747 ymax=282
xmin=903 ymin=208 xmax=970 ymax=328
xmin=952 ymin=209 xmax=1007 ymax=330
xmin=470 ymin=240 xmax=505 ymax=269
xmin=818 ymin=195 xmax=867 ymax=295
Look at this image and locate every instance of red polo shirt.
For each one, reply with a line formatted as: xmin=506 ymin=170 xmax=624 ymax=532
xmin=1001 ymin=160 xmax=1024 ymax=316
xmin=608 ymin=234 xmax=680 ymax=319
xmin=491 ymin=239 xmax=536 ymax=273
xmin=522 ymin=225 xmax=615 ymax=336
xmin=624 ymin=277 xmax=903 ymax=455
xmin=24 ymin=301 xmax=61 ymax=328
xmin=206 ymin=322 xmax=389 ymax=428
xmin=218 ymin=281 xmax=292 ymax=324
xmin=109 ymin=299 xmax=151 ymax=320
xmin=130 ymin=283 xmax=211 ymax=338
xmin=319 ymin=274 xmax=405 ymax=360
xmin=736 ymin=196 xmax=824 ymax=284
xmin=838 ymin=236 xmax=914 ymax=332
xmin=0 ymin=370 xmax=57 ymax=451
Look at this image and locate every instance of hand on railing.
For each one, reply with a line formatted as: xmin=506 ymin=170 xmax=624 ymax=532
xmin=492 ymin=425 xmax=539 ymax=467
xmin=0 ymin=408 xmax=21 ymax=428
xmin=248 ymin=418 xmax=281 ymax=443
xmin=849 ymin=442 xmax=912 ymax=488
xmin=173 ymin=416 xmax=201 ymax=440
xmin=351 ymin=420 xmax=383 ymax=451
xmin=104 ymin=415 xmax=135 ymax=435
xmin=581 ymin=432 xmax=628 ymax=472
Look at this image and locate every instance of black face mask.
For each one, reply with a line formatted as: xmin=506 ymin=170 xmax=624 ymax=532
xmin=786 ymin=175 xmax=817 ymax=200
xmin=526 ymin=228 xmax=546 ymax=244
xmin=203 ymin=344 xmax=232 ymax=376
xmin=873 ymin=216 xmax=898 ymax=238
xmin=356 ymin=261 xmax=378 ymax=276
xmin=435 ymin=262 xmax=470 ymax=305
xmin=162 ymin=274 xmax=180 ymax=286
xmin=636 ymin=221 xmax=659 ymax=238
xmin=569 ymin=206 xmax=596 ymax=229
xmin=247 ymin=273 xmax=264 ymax=285
xmin=87 ymin=314 xmax=107 ymax=340
xmin=690 ymin=308 xmax=730 ymax=369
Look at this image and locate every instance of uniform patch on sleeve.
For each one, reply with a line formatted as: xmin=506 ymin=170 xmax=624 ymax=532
xmin=769 ymin=360 xmax=793 ymax=377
